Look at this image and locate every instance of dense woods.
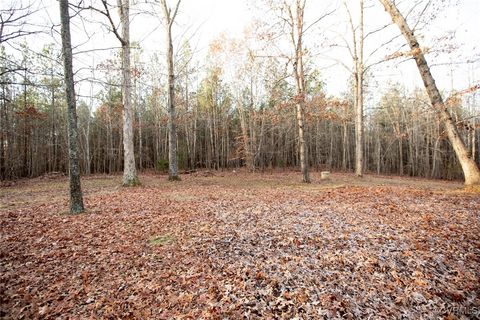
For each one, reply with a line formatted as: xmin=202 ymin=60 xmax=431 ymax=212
xmin=0 ymin=0 xmax=478 ymax=183
xmin=1 ymin=50 xmax=477 ymax=182
xmin=2 ymin=1 xmax=480 ymax=318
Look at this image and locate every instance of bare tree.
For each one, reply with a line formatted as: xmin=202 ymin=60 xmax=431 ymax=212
xmin=378 ymin=0 xmax=480 ymax=186
xmin=0 ymin=2 xmax=41 ymax=79
xmin=0 ymin=2 xmax=39 ymax=45
xmin=84 ymin=0 xmax=140 ymax=186
xmin=160 ymin=0 xmax=181 ymax=181
xmin=262 ymin=0 xmax=334 ymax=182
xmin=59 ymin=0 xmax=85 ymax=213
xmin=283 ymin=0 xmax=311 ymax=183
xmin=344 ymin=0 xmax=365 ymax=177
xmin=117 ymin=0 xmax=139 ymax=185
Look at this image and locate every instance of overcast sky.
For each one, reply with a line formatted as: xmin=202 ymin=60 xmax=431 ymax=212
xmin=6 ymin=0 xmax=480 ymax=100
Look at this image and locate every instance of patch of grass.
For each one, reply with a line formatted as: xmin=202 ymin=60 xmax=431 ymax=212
xmin=148 ymin=234 xmax=175 ymax=246
xmin=171 ymin=194 xmax=199 ymax=202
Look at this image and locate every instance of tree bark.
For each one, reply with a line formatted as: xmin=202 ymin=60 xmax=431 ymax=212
xmin=119 ymin=0 xmax=139 ymax=186
xmin=161 ymin=0 xmax=181 ymax=181
xmin=378 ymin=0 xmax=480 ymax=185
xmin=238 ymin=100 xmax=253 ymax=171
xmin=354 ymin=0 xmax=364 ymax=177
xmin=290 ymin=0 xmax=310 ymax=183
xmin=59 ymin=0 xmax=85 ymax=213
xmin=166 ymin=27 xmax=179 ymax=180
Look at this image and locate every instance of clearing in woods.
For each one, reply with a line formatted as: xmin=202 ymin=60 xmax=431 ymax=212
xmin=0 ymin=171 xmax=479 ymax=319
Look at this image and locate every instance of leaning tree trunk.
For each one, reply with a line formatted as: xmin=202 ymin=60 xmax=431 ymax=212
xmin=378 ymin=0 xmax=480 ymax=186
xmin=59 ymin=0 xmax=85 ymax=213
xmin=119 ymin=0 xmax=139 ymax=186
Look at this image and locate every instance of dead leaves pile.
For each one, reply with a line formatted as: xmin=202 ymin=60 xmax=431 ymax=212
xmin=0 ymin=174 xmax=479 ymax=319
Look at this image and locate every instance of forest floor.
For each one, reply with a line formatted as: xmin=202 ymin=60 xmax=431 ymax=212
xmin=1 ymin=170 xmax=479 ymax=319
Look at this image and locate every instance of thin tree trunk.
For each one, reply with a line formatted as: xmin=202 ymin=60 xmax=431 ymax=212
xmin=161 ymin=0 xmax=181 ymax=181
xmin=472 ymin=120 xmax=476 ymax=161
xmin=0 ymin=87 xmax=4 ymax=180
xmin=193 ymin=100 xmax=197 ymax=169
xmin=291 ymin=0 xmax=310 ymax=183
xmin=184 ymin=74 xmax=191 ymax=169
xmin=23 ymin=72 xmax=28 ymax=177
xmin=376 ymin=126 xmax=381 ymax=174
xmin=399 ymin=136 xmax=403 ymax=175
xmin=119 ymin=0 xmax=139 ymax=186
xmin=85 ymin=62 xmax=94 ymax=175
xmin=166 ymin=26 xmax=179 ymax=180
xmin=50 ymin=64 xmax=56 ymax=173
xmin=346 ymin=0 xmax=365 ymax=177
xmin=342 ymin=120 xmax=348 ymax=170
xmin=59 ymin=0 xmax=85 ymax=214
xmin=238 ymin=101 xmax=253 ymax=171
xmin=254 ymin=109 xmax=266 ymax=169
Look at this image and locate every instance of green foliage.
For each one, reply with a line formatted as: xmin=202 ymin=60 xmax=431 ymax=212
xmin=197 ymin=67 xmax=232 ymax=114
xmin=156 ymin=159 xmax=169 ymax=172
xmin=305 ymin=68 xmax=325 ymax=97
xmin=177 ymin=151 xmax=186 ymax=171
xmin=148 ymin=234 xmax=175 ymax=246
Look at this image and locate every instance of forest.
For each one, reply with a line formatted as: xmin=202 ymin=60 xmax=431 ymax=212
xmin=1 ymin=0 xmax=480 ymax=319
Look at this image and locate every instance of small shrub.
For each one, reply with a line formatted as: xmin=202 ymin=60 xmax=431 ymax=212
xmin=156 ymin=159 xmax=169 ymax=172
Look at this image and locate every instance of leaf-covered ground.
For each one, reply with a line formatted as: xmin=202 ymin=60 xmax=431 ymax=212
xmin=1 ymin=171 xmax=479 ymax=319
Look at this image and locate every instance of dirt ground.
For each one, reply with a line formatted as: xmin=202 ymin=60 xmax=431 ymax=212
xmin=0 ymin=171 xmax=479 ymax=319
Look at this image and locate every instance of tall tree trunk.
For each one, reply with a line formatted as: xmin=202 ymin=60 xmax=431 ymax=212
xmin=378 ymin=0 xmax=480 ymax=185
xmin=134 ymin=68 xmax=142 ymax=171
xmin=184 ymin=74 xmax=191 ymax=169
xmin=398 ymin=136 xmax=404 ymax=175
xmin=138 ymin=109 xmax=143 ymax=170
xmin=0 ymin=87 xmax=4 ymax=180
xmin=166 ymin=31 xmax=179 ymax=180
xmin=238 ymin=101 xmax=253 ymax=171
xmin=50 ymin=64 xmax=56 ymax=173
xmin=342 ymin=120 xmax=348 ymax=170
xmin=376 ymin=126 xmax=381 ymax=174
xmin=59 ymin=0 xmax=85 ymax=214
xmin=107 ymin=113 xmax=113 ymax=173
xmin=347 ymin=0 xmax=365 ymax=177
xmin=472 ymin=120 xmax=476 ymax=161
xmin=23 ymin=73 xmax=28 ymax=177
xmin=291 ymin=0 xmax=310 ymax=183
xmin=193 ymin=99 xmax=197 ymax=169
xmin=85 ymin=116 xmax=91 ymax=174
xmin=119 ymin=0 xmax=139 ymax=186
xmin=355 ymin=1 xmax=364 ymax=177
xmin=254 ymin=110 xmax=266 ymax=170
xmin=161 ymin=0 xmax=181 ymax=181
xmin=85 ymin=62 xmax=94 ymax=175
xmin=295 ymin=90 xmax=309 ymax=182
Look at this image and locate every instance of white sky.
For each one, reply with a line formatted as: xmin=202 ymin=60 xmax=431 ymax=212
xmin=4 ymin=0 xmax=480 ymax=100
xmin=177 ymin=0 xmax=480 ymax=100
